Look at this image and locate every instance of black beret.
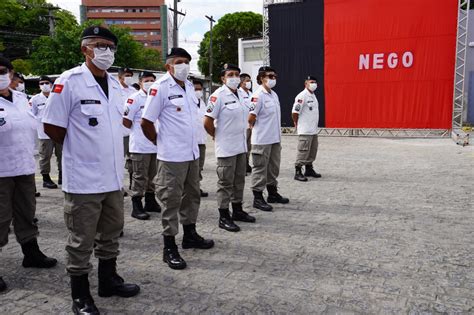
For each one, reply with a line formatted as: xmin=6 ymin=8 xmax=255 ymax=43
xmin=220 ymin=63 xmax=241 ymax=75
xmin=13 ymin=72 xmax=24 ymax=80
xmin=39 ymin=75 xmax=52 ymax=83
xmin=119 ymin=67 xmax=133 ymax=76
xmin=0 ymin=56 xmax=13 ymax=70
xmin=139 ymin=71 xmax=156 ymax=79
xmin=81 ymin=26 xmax=118 ymax=45
xmin=240 ymin=73 xmax=251 ymax=79
xmin=166 ymin=47 xmax=191 ymax=61
xmin=305 ymin=75 xmax=318 ymax=81
xmin=258 ymin=66 xmax=276 ymax=73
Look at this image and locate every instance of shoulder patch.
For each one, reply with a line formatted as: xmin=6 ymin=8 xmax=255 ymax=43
xmin=297 ymin=99 xmax=303 ymax=104
xmin=294 ymin=104 xmax=301 ymax=111
xmin=206 ymin=104 xmax=215 ymax=113
xmin=127 ymin=98 xmax=134 ymax=105
xmin=150 ymin=89 xmax=157 ymax=96
xmin=52 ymin=84 xmax=64 ymax=94
xmin=251 ymin=97 xmax=258 ymax=103
xmin=210 ymin=96 xmax=217 ymax=103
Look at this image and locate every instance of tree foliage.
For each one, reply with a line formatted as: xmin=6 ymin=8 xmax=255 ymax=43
xmin=12 ymin=59 xmax=32 ymax=74
xmin=198 ymin=12 xmax=262 ymax=82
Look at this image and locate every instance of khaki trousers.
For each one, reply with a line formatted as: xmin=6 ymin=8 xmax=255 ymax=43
xmin=0 ymin=175 xmax=38 ymax=248
xmin=64 ymin=191 xmax=124 ymax=276
xmin=155 ymin=159 xmax=200 ymax=236
xmin=295 ymin=134 xmax=319 ymax=167
xmin=251 ymin=143 xmax=281 ymax=192
xmin=38 ymin=139 xmax=62 ymax=174
xmin=198 ymin=144 xmax=206 ymax=182
xmin=130 ymin=153 xmax=157 ymax=197
xmin=216 ymin=153 xmax=247 ymax=209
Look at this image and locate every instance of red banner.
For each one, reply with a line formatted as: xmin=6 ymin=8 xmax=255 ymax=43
xmin=324 ymin=0 xmax=458 ymax=129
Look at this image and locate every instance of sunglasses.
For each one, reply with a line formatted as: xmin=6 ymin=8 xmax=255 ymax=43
xmin=87 ymin=42 xmax=118 ymax=53
xmin=266 ymin=74 xmax=277 ymax=79
xmin=0 ymin=68 xmax=9 ymax=75
xmin=39 ymin=82 xmax=51 ymax=85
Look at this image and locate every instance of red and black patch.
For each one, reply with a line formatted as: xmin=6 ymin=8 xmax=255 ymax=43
xmin=251 ymin=97 xmax=258 ymax=103
xmin=127 ymin=98 xmax=134 ymax=104
xmin=210 ymin=96 xmax=217 ymax=103
xmin=150 ymin=88 xmax=157 ymax=96
xmin=297 ymin=99 xmax=303 ymax=104
xmin=52 ymin=84 xmax=64 ymax=94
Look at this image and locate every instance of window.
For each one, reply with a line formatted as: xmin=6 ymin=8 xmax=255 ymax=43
xmin=151 ymin=41 xmax=161 ymax=47
xmin=149 ymin=31 xmax=160 ymax=36
xmin=130 ymin=31 xmax=148 ymax=36
xmin=244 ymin=47 xmax=263 ymax=62
xmin=102 ymin=8 xmax=125 ymax=13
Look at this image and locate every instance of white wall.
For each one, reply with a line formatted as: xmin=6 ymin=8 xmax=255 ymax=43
xmin=238 ymin=38 xmax=264 ymax=92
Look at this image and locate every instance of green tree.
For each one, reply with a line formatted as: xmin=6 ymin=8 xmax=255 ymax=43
xmin=198 ymin=12 xmax=262 ymax=82
xmin=11 ymin=59 xmax=32 ymax=74
xmin=31 ymin=20 xmax=164 ymax=74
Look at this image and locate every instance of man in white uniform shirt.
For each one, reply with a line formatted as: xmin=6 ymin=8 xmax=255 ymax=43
xmin=141 ymin=48 xmax=214 ymax=271
xmin=0 ymin=57 xmax=57 ymax=293
xmin=123 ymin=71 xmax=161 ymax=220
xmin=292 ymin=76 xmax=322 ymax=182
xmin=239 ymin=73 xmax=253 ymax=173
xmin=204 ymin=64 xmax=256 ymax=233
xmin=193 ymin=80 xmax=209 ymax=198
xmin=30 ymin=75 xmax=62 ymax=188
xmin=42 ymin=26 xmax=140 ymax=315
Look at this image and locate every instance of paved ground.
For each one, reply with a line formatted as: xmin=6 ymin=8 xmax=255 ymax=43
xmin=1 ymin=136 xmax=473 ymax=315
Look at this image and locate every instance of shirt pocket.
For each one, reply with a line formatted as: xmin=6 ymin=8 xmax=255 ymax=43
xmin=263 ymin=101 xmax=276 ymax=112
xmin=0 ymin=111 xmax=12 ymax=133
xmin=80 ymin=104 xmax=104 ymax=127
xmin=224 ymin=101 xmax=239 ymax=110
xmin=169 ymin=98 xmax=185 ymax=113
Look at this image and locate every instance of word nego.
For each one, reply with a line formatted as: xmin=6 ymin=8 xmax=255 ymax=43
xmin=358 ymin=52 xmax=414 ymax=70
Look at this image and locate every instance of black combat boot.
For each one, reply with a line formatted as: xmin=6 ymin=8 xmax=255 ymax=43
xmin=200 ymin=189 xmax=209 ymax=197
xmin=182 ymin=224 xmax=215 ymax=249
xmin=304 ymin=164 xmax=322 ymax=178
xmin=163 ymin=235 xmax=187 ymax=270
xmin=143 ymin=192 xmax=161 ymax=213
xmin=252 ymin=190 xmax=273 ymax=212
xmin=98 ymin=258 xmax=140 ymax=298
xmin=21 ymin=238 xmax=57 ymax=268
xmin=131 ymin=196 xmax=150 ymax=220
xmin=266 ymin=185 xmax=290 ymax=204
xmin=218 ymin=208 xmax=240 ymax=232
xmin=232 ymin=202 xmax=256 ymax=223
xmin=71 ymin=274 xmax=99 ymax=315
xmin=42 ymin=173 xmax=58 ymax=189
xmin=58 ymin=170 xmax=62 ymax=185
xmin=294 ymin=166 xmax=308 ymax=182
xmin=0 ymin=277 xmax=6 ymax=292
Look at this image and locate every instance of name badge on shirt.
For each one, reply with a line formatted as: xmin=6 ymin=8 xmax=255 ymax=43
xmin=225 ymin=101 xmax=237 ymax=105
xmin=168 ymin=95 xmax=183 ymax=100
xmin=80 ymin=100 xmax=101 ymax=105
xmin=38 ymin=103 xmax=46 ymax=107
xmin=0 ymin=117 xmax=5 ymax=126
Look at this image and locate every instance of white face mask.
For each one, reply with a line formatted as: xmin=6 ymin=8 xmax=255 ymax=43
xmin=124 ymin=76 xmax=134 ymax=86
xmin=225 ymin=77 xmax=240 ymax=90
xmin=245 ymin=81 xmax=252 ymax=90
xmin=142 ymin=81 xmax=154 ymax=93
xmin=266 ymin=79 xmax=276 ymax=89
xmin=16 ymin=83 xmax=25 ymax=93
xmin=40 ymin=83 xmax=51 ymax=93
xmin=195 ymin=90 xmax=203 ymax=99
xmin=308 ymin=83 xmax=317 ymax=92
xmin=91 ymin=47 xmax=115 ymax=70
xmin=172 ymin=63 xmax=190 ymax=81
xmin=0 ymin=74 xmax=11 ymax=90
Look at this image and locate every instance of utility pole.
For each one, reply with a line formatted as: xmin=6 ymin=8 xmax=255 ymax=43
xmin=169 ymin=0 xmax=185 ymax=48
xmin=205 ymin=15 xmax=215 ymax=93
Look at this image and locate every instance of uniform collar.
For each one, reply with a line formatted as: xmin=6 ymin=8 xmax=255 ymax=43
xmin=223 ymin=84 xmax=238 ymax=96
xmin=80 ymin=63 xmax=118 ymax=90
xmin=139 ymin=89 xmax=147 ymax=97
xmin=304 ymin=88 xmax=314 ymax=97
xmin=258 ymin=85 xmax=271 ymax=95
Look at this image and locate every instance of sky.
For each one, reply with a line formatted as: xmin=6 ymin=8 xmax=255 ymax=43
xmin=47 ymin=0 xmax=263 ymax=73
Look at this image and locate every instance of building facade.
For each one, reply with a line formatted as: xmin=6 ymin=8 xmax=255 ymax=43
xmin=80 ymin=0 xmax=169 ymax=59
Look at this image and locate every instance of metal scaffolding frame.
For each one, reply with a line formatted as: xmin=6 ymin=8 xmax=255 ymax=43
xmin=263 ymin=0 xmax=471 ymax=141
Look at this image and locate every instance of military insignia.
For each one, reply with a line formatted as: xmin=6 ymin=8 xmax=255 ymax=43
xmin=210 ymin=96 xmax=217 ymax=103
xmin=124 ymin=107 xmax=130 ymax=116
xmin=127 ymin=99 xmax=134 ymax=104
xmin=295 ymin=105 xmax=301 ymax=111
xmin=297 ymin=99 xmax=303 ymax=104
xmin=251 ymin=97 xmax=258 ymax=103
xmin=89 ymin=117 xmax=98 ymax=127
xmin=150 ymin=89 xmax=157 ymax=96
xmin=249 ymin=105 xmax=255 ymax=111
xmin=206 ymin=105 xmax=214 ymax=113
xmin=52 ymin=84 xmax=64 ymax=94
xmin=93 ymin=27 xmax=99 ymax=34
xmin=0 ymin=117 xmax=5 ymax=126
xmin=176 ymin=107 xmax=182 ymax=112
xmin=309 ymin=107 xmax=313 ymax=111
